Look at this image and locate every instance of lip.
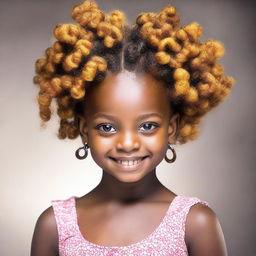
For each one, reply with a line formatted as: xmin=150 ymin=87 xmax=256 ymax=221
xmin=110 ymin=156 xmax=148 ymax=161
xmin=109 ymin=156 xmax=149 ymax=171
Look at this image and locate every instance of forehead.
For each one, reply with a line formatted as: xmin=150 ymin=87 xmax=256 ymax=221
xmin=84 ymin=71 xmax=170 ymax=117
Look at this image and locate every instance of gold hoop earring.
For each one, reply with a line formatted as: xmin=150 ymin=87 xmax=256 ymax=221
xmin=165 ymin=144 xmax=176 ymax=163
xmin=75 ymin=143 xmax=89 ymax=160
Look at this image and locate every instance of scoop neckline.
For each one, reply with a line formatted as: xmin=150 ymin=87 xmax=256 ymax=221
xmin=72 ymin=195 xmax=179 ymax=249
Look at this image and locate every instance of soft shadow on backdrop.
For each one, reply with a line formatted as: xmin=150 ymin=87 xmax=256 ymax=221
xmin=0 ymin=0 xmax=255 ymax=255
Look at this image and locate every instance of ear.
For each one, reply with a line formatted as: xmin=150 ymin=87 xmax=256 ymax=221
xmin=77 ymin=114 xmax=89 ymax=145
xmin=167 ymin=113 xmax=180 ymax=144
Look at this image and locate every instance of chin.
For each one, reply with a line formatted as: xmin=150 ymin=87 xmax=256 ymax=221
xmin=110 ymin=170 xmax=150 ymax=184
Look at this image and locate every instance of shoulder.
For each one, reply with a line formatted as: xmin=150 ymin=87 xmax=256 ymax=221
xmin=31 ymin=206 xmax=59 ymax=256
xmin=36 ymin=206 xmax=58 ymax=234
xmin=185 ymin=202 xmax=217 ymax=236
xmin=185 ymin=202 xmax=228 ymax=256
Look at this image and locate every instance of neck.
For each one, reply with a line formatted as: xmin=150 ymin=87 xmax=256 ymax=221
xmin=93 ymin=169 xmax=164 ymax=204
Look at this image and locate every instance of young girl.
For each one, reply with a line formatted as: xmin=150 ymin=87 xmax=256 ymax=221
xmin=31 ymin=1 xmax=234 ymax=255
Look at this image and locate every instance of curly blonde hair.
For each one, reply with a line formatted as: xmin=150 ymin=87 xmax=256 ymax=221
xmin=33 ymin=0 xmax=235 ymax=144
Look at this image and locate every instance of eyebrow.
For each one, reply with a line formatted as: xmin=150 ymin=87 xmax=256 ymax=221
xmin=137 ymin=113 xmax=163 ymax=120
xmin=93 ymin=113 xmax=163 ymax=121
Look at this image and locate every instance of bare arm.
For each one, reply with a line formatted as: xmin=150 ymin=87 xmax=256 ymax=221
xmin=30 ymin=206 xmax=59 ymax=256
xmin=185 ymin=203 xmax=228 ymax=256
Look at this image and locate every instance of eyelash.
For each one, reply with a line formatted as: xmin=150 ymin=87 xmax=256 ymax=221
xmin=96 ymin=124 xmax=116 ymax=133
xmin=140 ymin=123 xmax=158 ymax=132
xmin=95 ymin=122 xmax=159 ymax=134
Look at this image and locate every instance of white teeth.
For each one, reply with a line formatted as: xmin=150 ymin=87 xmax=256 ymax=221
xmin=116 ymin=159 xmax=142 ymax=166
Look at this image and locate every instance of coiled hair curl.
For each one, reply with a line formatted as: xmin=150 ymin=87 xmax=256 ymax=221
xmin=33 ymin=0 xmax=235 ymax=144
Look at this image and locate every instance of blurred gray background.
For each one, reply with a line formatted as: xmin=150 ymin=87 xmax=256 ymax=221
xmin=0 ymin=0 xmax=255 ymax=255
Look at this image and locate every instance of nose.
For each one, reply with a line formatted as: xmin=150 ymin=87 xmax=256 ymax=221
xmin=116 ymin=130 xmax=140 ymax=153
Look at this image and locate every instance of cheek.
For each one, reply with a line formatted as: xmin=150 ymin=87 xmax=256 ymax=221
xmin=143 ymin=130 xmax=168 ymax=154
xmin=88 ymin=140 xmax=107 ymax=168
xmin=88 ymin=129 xmax=113 ymax=148
xmin=87 ymin=134 xmax=113 ymax=162
xmin=143 ymin=135 xmax=168 ymax=168
xmin=89 ymin=136 xmax=113 ymax=148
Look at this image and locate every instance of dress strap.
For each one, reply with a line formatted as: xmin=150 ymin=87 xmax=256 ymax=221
xmin=167 ymin=196 xmax=210 ymax=241
xmin=51 ymin=196 xmax=77 ymax=243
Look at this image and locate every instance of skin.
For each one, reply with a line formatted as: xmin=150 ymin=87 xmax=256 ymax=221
xmin=30 ymin=71 xmax=228 ymax=256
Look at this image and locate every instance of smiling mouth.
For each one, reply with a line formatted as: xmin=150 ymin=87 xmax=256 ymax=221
xmin=109 ymin=156 xmax=148 ymax=167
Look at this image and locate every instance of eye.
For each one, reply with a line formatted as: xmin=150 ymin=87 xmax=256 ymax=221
xmin=96 ymin=123 xmax=116 ymax=133
xmin=139 ymin=122 xmax=158 ymax=132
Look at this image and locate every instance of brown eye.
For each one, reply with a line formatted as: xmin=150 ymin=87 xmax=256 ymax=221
xmin=96 ymin=123 xmax=116 ymax=133
xmin=139 ymin=123 xmax=158 ymax=132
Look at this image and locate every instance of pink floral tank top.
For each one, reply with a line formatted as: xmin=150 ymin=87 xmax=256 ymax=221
xmin=51 ymin=195 xmax=209 ymax=256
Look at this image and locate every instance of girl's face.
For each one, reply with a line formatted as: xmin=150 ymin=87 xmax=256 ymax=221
xmin=79 ymin=71 xmax=179 ymax=183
